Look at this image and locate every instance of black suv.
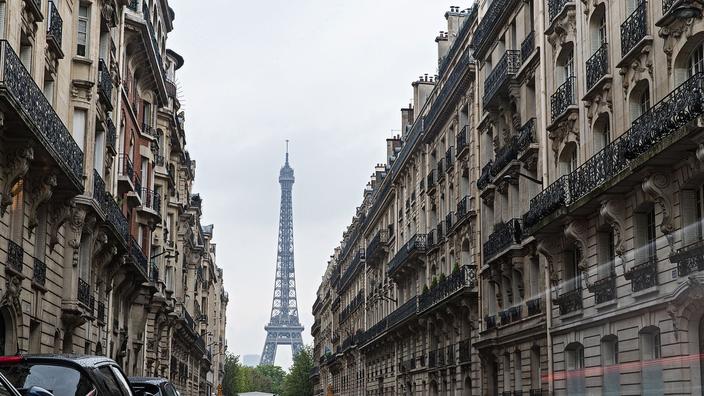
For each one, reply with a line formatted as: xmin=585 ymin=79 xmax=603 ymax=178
xmin=128 ymin=378 xmax=179 ymax=396
xmin=0 ymin=355 xmax=146 ymax=396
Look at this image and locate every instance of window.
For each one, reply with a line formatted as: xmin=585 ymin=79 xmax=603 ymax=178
xmin=593 ymin=115 xmax=610 ymax=152
xmin=602 ymin=336 xmax=620 ymax=395
xmin=602 ymin=336 xmax=619 ymax=366
xmin=646 ymin=209 xmax=657 ymax=262
xmin=640 ymin=327 xmax=663 ymax=395
xmin=94 ymin=128 xmax=105 ymax=176
xmin=639 ymin=89 xmax=650 ymax=118
xmin=19 ymin=41 xmax=32 ymax=72
xmin=530 ymin=346 xmax=541 ymax=390
xmin=77 ymin=4 xmax=90 ymax=57
xmin=0 ymin=2 xmax=6 ymax=39
xmin=640 ymin=327 xmax=661 ymax=361
xmin=72 ymin=109 xmax=87 ymax=152
xmin=514 ymin=351 xmax=522 ymax=392
xmin=565 ymin=343 xmax=586 ymax=395
xmin=597 ymin=230 xmax=616 ymax=279
xmin=503 ymin=353 xmax=511 ymax=393
xmin=43 ymin=75 xmax=55 ymax=106
xmin=689 ymin=42 xmax=704 ymax=77
xmin=630 ymin=81 xmax=650 ymax=122
xmin=0 ymin=363 xmax=96 ymax=396
xmin=564 ymin=247 xmax=581 ymax=291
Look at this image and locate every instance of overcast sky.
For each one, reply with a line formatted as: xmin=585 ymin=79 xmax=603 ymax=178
xmin=168 ymin=0 xmax=458 ymax=369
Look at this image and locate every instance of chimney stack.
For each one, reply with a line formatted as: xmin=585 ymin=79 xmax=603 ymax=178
xmin=386 ymin=137 xmax=402 ymax=165
xmin=412 ymin=75 xmax=436 ymax=113
xmin=401 ymin=104 xmax=414 ymax=136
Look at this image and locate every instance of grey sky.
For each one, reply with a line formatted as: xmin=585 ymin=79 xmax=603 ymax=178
xmin=168 ymin=0 xmax=457 ymax=369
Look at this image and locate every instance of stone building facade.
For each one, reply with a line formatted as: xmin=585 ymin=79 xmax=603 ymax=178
xmin=0 ymin=0 xmax=227 ymax=395
xmin=312 ymin=0 xmax=704 ymax=395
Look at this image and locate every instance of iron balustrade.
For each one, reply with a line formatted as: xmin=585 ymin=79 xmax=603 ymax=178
xmin=483 ymin=50 xmax=522 ymax=106
xmin=141 ymin=3 xmax=165 ymax=78
xmin=129 ymin=236 xmax=148 ymax=278
xmin=458 ymin=339 xmax=471 ymax=363
xmin=97 ymin=301 xmax=106 ymax=323
xmin=104 ymin=195 xmax=128 ymax=244
xmin=446 ymin=212 xmax=455 ymax=232
xmin=485 ymin=315 xmax=497 ymax=330
xmin=7 ymin=240 xmax=23 ymax=274
xmin=106 ymin=117 xmax=117 ymax=151
xmin=93 ymin=170 xmax=107 ymax=209
xmin=621 ymin=0 xmax=648 ymax=58
xmin=445 ymin=147 xmax=454 ymax=171
xmin=436 ymin=222 xmax=445 ymax=242
xmin=551 ymin=76 xmax=576 ymax=122
xmin=183 ymin=308 xmax=195 ymax=330
xmin=438 ymin=4 xmax=478 ymax=77
xmin=548 ymin=0 xmax=572 ymax=21
xmin=529 ymin=390 xmax=544 ymax=396
xmin=119 ymin=154 xmax=136 ymax=184
xmin=521 ymin=31 xmax=535 ymax=62
xmin=419 ymin=265 xmax=477 ymax=312
xmin=588 ymin=274 xmax=617 ymax=304
xmin=33 ymin=258 xmax=46 ymax=287
xmin=339 ymin=289 xmax=365 ymax=324
xmin=366 ymin=229 xmax=389 ymax=261
xmin=484 ymin=218 xmax=523 ymax=260
xmin=425 ymin=50 xmax=474 ymax=131
xmin=78 ymin=278 xmax=90 ymax=307
xmin=387 ymin=296 xmax=417 ymax=329
xmin=527 ymin=297 xmax=542 ymax=316
xmin=624 ymin=259 xmax=658 ymax=292
xmin=525 ymin=73 xmax=704 ymax=230
xmin=554 ymin=289 xmax=583 ymax=315
xmin=47 ymin=1 xmax=63 ymax=50
xmin=491 ymin=136 xmax=520 ymax=177
xmin=426 ymin=169 xmax=437 ymax=191
xmin=140 ymin=188 xmax=161 ymax=214
xmin=155 ymin=154 xmax=165 ymax=167
xmin=672 ymin=240 xmax=704 ymax=276
xmin=339 ymin=250 xmax=365 ymax=292
xmin=0 ymin=41 xmax=83 ymax=186
xmin=456 ymin=125 xmax=470 ymax=156
xmin=510 ymin=305 xmax=522 ymax=322
xmin=477 ymin=161 xmax=493 ymax=190
xmin=150 ymin=260 xmax=159 ymax=283
xmin=662 ymin=0 xmax=683 ymax=14
xmin=516 ymin=118 xmax=537 ymax=153
xmin=586 ymin=43 xmax=609 ymax=91
xmin=142 ymin=122 xmax=156 ymax=137
xmin=98 ymin=58 xmax=113 ymax=110
xmin=457 ymin=196 xmax=470 ymax=219
xmin=436 ymin=158 xmax=445 ymax=177
xmin=446 ymin=344 xmax=455 ymax=365
xmin=128 ymin=0 xmax=138 ymax=11
xmin=499 ymin=309 xmax=511 ymax=325
xmin=471 ymin=0 xmax=520 ymax=56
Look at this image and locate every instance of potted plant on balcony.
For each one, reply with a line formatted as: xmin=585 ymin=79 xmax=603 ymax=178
xmin=431 ymin=276 xmax=438 ymax=288
xmin=453 ymin=263 xmax=460 ymax=274
xmin=422 ymin=284 xmax=429 ymax=294
xmin=439 ymin=273 xmax=446 ymax=283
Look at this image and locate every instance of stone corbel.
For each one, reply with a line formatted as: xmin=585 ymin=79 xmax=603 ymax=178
xmin=584 ymin=84 xmax=613 ymax=124
xmin=642 ymin=172 xmax=675 ymax=250
xmin=564 ymin=219 xmax=589 ymax=272
xmin=549 ymin=112 xmax=579 ymax=161
xmin=599 ymin=199 xmax=626 ymax=257
xmin=48 ymin=200 xmax=74 ymax=251
xmin=66 ymin=208 xmax=88 ymax=270
xmin=659 ymin=9 xmax=701 ymax=73
xmin=547 ymin=9 xmax=577 ymax=50
xmin=27 ymin=174 xmax=57 ymax=237
xmin=0 ymin=146 xmax=34 ymax=216
xmin=580 ymin=0 xmax=599 ymax=16
xmin=619 ymin=45 xmax=653 ymax=95
xmin=537 ymin=238 xmax=560 ymax=286
xmin=1 ymin=275 xmax=22 ymax=314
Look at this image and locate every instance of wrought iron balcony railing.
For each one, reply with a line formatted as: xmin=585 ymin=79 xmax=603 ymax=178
xmin=477 ymin=161 xmax=493 ymax=190
xmin=426 ymin=169 xmax=437 ymax=192
xmin=128 ymin=0 xmax=139 ymax=11
xmin=485 ymin=315 xmax=497 ymax=330
xmin=445 ymin=147 xmax=454 ymax=171
xmin=387 ymin=296 xmax=418 ymax=330
xmin=98 ymin=58 xmax=113 ymax=110
xmin=119 ymin=154 xmax=136 ymax=184
xmin=140 ymin=188 xmax=161 ymax=214
xmin=516 ymin=118 xmax=537 ymax=153
xmin=419 ymin=265 xmax=477 ymax=312
xmin=551 ymin=76 xmax=576 ymax=122
xmin=436 ymin=158 xmax=445 ymax=179
xmin=456 ymin=125 xmax=470 ymax=157
xmin=672 ymin=240 xmax=704 ymax=277
xmin=47 ymin=1 xmax=63 ymax=52
xmin=554 ymin=289 xmax=583 ymax=315
xmin=97 ymin=301 xmax=106 ymax=323
xmin=0 ymin=41 xmax=83 ymax=187
xmin=457 ymin=196 xmax=470 ymax=219
xmin=141 ymin=3 xmax=165 ymax=78
xmin=458 ymin=339 xmax=471 ymax=363
xmin=366 ymin=229 xmax=389 ymax=261
xmin=7 ymin=240 xmax=23 ymax=274
xmin=521 ymin=31 xmax=535 ymax=62
xmin=484 ymin=218 xmax=523 ymax=260
xmin=339 ymin=250 xmax=365 ymax=292
xmin=425 ymin=50 xmax=474 ymax=131
xmin=548 ymin=0 xmax=572 ymax=21
xmin=445 ymin=212 xmax=455 ymax=232
xmin=129 ymin=236 xmax=148 ymax=279
xmin=436 ymin=222 xmax=445 ymax=242
xmin=106 ymin=117 xmax=117 ymax=152
xmin=483 ymin=50 xmax=521 ymax=107
xmin=92 ymin=170 xmax=107 ymax=211
xmin=588 ymin=274 xmax=617 ymax=304
xmin=624 ymin=259 xmax=658 ymax=292
xmin=104 ymin=195 xmax=129 ymax=244
xmin=471 ymin=0 xmax=520 ymax=57
xmin=527 ymin=297 xmax=542 ymax=316
xmin=491 ymin=136 xmax=520 ymax=177
xmin=33 ymin=258 xmax=46 ymax=287
xmin=586 ymin=43 xmax=609 ymax=91
xmin=183 ymin=308 xmax=195 ymax=330
xmin=388 ymin=234 xmax=428 ymax=275
xmin=621 ymin=0 xmax=648 ymax=58
xmin=525 ymin=72 xmax=704 ymax=230
xmin=78 ymin=278 xmax=90 ymax=307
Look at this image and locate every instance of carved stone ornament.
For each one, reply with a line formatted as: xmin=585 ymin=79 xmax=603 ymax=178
xmin=48 ymin=200 xmax=75 ymax=251
xmin=584 ymin=83 xmax=613 ymax=123
xmin=1 ymin=146 xmax=34 ymax=216
xmin=599 ymin=199 xmax=626 ymax=256
xmin=667 ymin=274 xmax=704 ymax=340
xmin=27 ymin=174 xmax=58 ymax=237
xmin=564 ymin=219 xmax=589 ymax=271
xmin=537 ymin=238 xmax=561 ymax=286
xmin=547 ymin=9 xmax=577 ymax=51
xmin=549 ymin=112 xmax=579 ymax=161
xmin=619 ymin=45 xmax=653 ymax=95
xmin=642 ymin=172 xmax=675 ymax=250
xmin=1 ymin=275 xmax=22 ymax=314
xmin=581 ymin=0 xmax=600 ymax=16
xmin=659 ymin=9 xmax=702 ymax=73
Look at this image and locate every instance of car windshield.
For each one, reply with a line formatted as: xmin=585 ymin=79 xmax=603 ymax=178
xmin=0 ymin=363 xmax=95 ymax=396
xmin=131 ymin=383 xmax=160 ymax=396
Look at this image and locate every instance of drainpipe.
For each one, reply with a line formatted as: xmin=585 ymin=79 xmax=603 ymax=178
xmin=536 ymin=0 xmax=554 ymax=393
xmin=473 ymin=48 xmax=483 ymax=396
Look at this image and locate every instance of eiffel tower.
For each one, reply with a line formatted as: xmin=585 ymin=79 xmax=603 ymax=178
xmin=260 ymin=141 xmax=304 ymax=365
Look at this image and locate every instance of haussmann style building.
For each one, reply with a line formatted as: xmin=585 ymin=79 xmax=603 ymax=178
xmin=311 ymin=0 xmax=704 ymax=395
xmin=0 ymin=0 xmax=228 ymax=395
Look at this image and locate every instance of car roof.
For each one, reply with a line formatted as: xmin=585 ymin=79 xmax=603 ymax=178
xmin=18 ymin=354 xmax=118 ymax=368
xmin=128 ymin=377 xmax=170 ymax=385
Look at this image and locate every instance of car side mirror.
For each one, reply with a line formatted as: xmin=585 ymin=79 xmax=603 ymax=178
xmin=20 ymin=387 xmax=54 ymax=396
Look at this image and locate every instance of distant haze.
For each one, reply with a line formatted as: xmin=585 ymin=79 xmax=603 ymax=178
xmin=168 ymin=0 xmax=457 ymax=369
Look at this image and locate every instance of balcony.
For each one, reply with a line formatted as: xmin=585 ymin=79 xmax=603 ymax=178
xmin=471 ymin=0 xmax=520 ymax=58
xmin=97 ymin=301 xmax=106 ymax=324
xmin=78 ymin=278 xmax=90 ymax=308
xmin=484 ymin=218 xmax=523 ymax=261
xmin=438 ymin=4 xmax=478 ymax=77
xmin=138 ymin=188 xmax=162 ymax=219
xmin=554 ymin=289 xmax=583 ymax=315
xmin=445 ymin=147 xmax=454 ymax=172
xmin=425 ymin=50 xmax=475 ymax=135
xmin=524 ymin=73 xmax=704 ymax=231
xmin=499 ymin=306 xmax=522 ymax=325
xmin=24 ymin=0 xmax=43 ymax=22
xmin=103 ymin=194 xmax=129 ymax=246
xmin=388 ymin=296 xmax=418 ymax=327
xmin=521 ymin=31 xmax=536 ymax=63
xmin=387 ymin=234 xmax=427 ymax=276
xmin=526 ymin=297 xmax=542 ymax=316
xmin=586 ymin=43 xmax=609 ymax=92
xmin=32 ymin=258 xmax=46 ymax=288
xmin=588 ymin=274 xmax=617 ymax=304
xmin=128 ymin=237 xmax=149 ymax=280
xmin=118 ymin=154 xmax=141 ymax=198
xmin=125 ymin=2 xmax=167 ymax=102
xmin=457 ymin=196 xmax=471 ymax=220
xmin=484 ymin=315 xmax=497 ymax=330
xmin=483 ymin=50 xmax=522 ymax=109
xmin=0 ymin=41 xmax=83 ymax=191
xmin=551 ymin=76 xmax=576 ymax=123
xmin=419 ymin=265 xmax=477 ymax=313
xmin=98 ymin=59 xmax=113 ymax=110
xmin=548 ymin=0 xmax=572 ymax=22
xmin=672 ymin=240 xmax=704 ymax=277
xmin=339 ymin=250 xmax=365 ymax=293
xmin=458 ymin=339 xmax=471 ymax=364
xmin=445 ymin=212 xmax=455 ymax=234
xmin=426 ymin=169 xmax=437 ymax=194
xmin=106 ymin=117 xmax=117 ymax=154
xmin=366 ymin=229 xmax=389 ymax=264
xmin=477 ymin=161 xmax=493 ymax=190
xmin=456 ymin=125 xmax=470 ymax=158
xmin=624 ymin=259 xmax=658 ymax=292
xmin=620 ymin=1 xmax=649 ymax=60
xmin=46 ymin=1 xmax=63 ymax=58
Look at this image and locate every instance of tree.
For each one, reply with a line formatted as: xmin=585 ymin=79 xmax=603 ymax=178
xmin=222 ymin=353 xmax=242 ymax=396
xmin=282 ymin=346 xmax=314 ymax=396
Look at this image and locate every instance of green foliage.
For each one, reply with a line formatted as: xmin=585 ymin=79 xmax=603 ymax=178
xmin=222 ymin=353 xmax=242 ymax=396
xmin=453 ymin=262 xmax=460 ymax=273
xmin=431 ymin=276 xmax=438 ymax=288
xmin=439 ymin=273 xmax=446 ymax=282
xmin=422 ymin=284 xmax=429 ymax=294
xmin=281 ymin=345 xmax=314 ymax=396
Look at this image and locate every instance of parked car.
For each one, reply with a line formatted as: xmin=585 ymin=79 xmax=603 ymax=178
xmin=128 ymin=377 xmax=179 ymax=396
xmin=0 ymin=369 xmax=51 ymax=396
xmin=0 ymin=355 xmax=149 ymax=396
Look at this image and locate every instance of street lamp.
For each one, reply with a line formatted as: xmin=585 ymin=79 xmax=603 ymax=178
xmin=502 ymin=172 xmax=543 ymax=186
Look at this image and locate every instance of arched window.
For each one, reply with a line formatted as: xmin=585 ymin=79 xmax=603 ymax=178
xmin=559 ymin=142 xmax=578 ymax=177
xmin=629 ymin=80 xmax=650 ymax=122
xmin=593 ymin=114 xmax=610 ymax=152
xmin=556 ymin=45 xmax=575 ymax=85
xmin=590 ymin=5 xmax=607 ymax=53
xmin=689 ymin=41 xmax=704 ymax=77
